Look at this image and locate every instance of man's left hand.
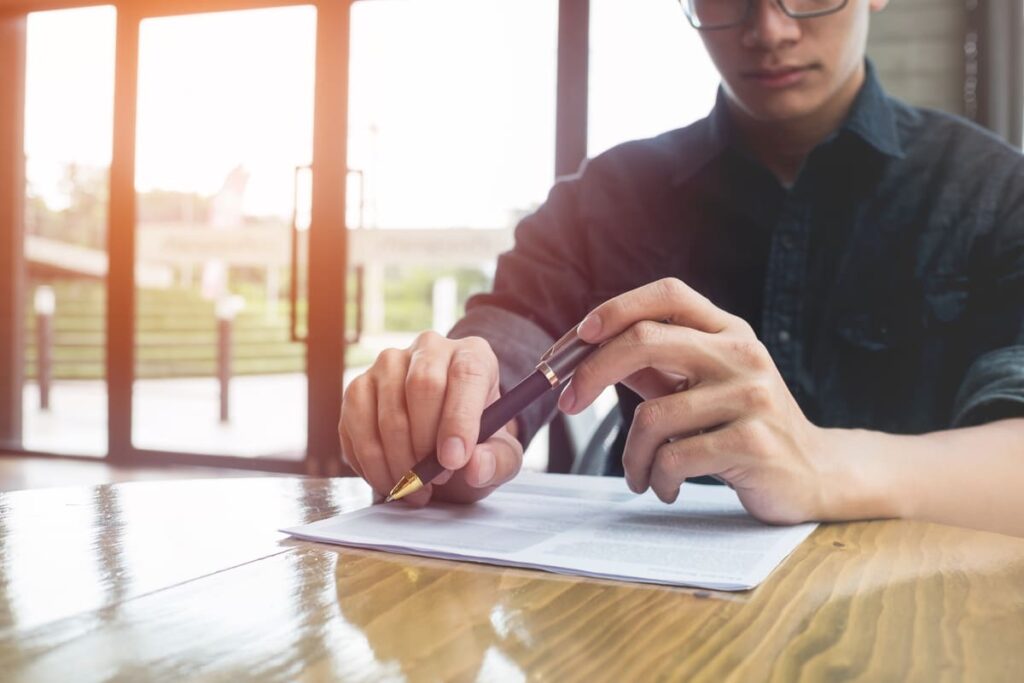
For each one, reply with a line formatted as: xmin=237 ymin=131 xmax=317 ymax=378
xmin=560 ymin=277 xmax=831 ymax=525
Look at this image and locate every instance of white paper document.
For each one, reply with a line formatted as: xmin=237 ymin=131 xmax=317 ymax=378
xmin=282 ymin=471 xmax=817 ymax=591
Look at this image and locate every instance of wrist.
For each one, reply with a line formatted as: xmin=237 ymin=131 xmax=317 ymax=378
xmin=813 ymin=428 xmax=908 ymax=522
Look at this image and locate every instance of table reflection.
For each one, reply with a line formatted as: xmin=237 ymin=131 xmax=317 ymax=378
xmin=333 ymin=551 xmax=512 ymax=682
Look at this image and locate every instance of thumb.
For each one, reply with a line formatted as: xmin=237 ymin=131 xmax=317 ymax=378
xmin=431 ymin=427 xmax=524 ymax=504
xmin=464 ymin=428 xmax=524 ymax=489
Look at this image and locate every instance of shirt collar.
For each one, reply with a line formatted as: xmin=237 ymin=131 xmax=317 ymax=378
xmin=671 ymin=59 xmax=904 ymax=186
xmin=840 ymin=59 xmax=904 ymax=159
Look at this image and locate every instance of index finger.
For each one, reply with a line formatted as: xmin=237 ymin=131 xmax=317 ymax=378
xmin=436 ymin=339 xmax=498 ymax=470
xmin=575 ymin=277 xmax=735 ymax=343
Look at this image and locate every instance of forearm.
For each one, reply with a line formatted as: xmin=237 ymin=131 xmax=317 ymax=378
xmin=819 ymin=418 xmax=1024 ymax=536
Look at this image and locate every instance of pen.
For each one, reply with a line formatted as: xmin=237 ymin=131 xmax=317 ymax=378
xmin=386 ymin=326 xmax=598 ymax=502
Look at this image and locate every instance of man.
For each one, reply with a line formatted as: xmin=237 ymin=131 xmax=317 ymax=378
xmin=339 ymin=0 xmax=1024 ymax=536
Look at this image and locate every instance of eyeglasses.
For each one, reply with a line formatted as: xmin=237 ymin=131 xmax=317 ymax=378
xmin=679 ymin=0 xmax=850 ymax=30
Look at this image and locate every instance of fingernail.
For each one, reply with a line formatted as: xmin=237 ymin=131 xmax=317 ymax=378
xmin=475 ymin=447 xmax=496 ymax=486
xmin=439 ymin=437 xmax=465 ymax=469
xmin=558 ymin=385 xmax=576 ymax=413
xmin=577 ymin=313 xmax=602 ymax=340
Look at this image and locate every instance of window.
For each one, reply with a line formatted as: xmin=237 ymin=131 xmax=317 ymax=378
xmin=132 ymin=7 xmax=316 ymax=458
xmin=588 ymin=0 xmax=719 ymax=158
xmin=22 ymin=6 xmax=116 ymax=456
xmin=346 ymin=0 xmax=557 ymax=351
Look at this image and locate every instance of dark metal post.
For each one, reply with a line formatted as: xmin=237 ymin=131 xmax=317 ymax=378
xmin=216 ymin=295 xmax=242 ymax=424
xmin=34 ymin=286 xmax=55 ymax=411
xmin=217 ymin=317 xmax=231 ymax=423
xmin=966 ymin=0 xmax=1024 ymax=146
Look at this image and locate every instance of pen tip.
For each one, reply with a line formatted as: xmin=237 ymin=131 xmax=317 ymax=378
xmin=385 ymin=495 xmax=394 ymax=503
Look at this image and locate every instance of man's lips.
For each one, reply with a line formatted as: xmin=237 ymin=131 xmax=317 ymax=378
xmin=741 ymin=64 xmax=818 ymax=87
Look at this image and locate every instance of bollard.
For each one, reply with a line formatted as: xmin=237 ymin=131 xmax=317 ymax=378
xmin=215 ymin=295 xmax=245 ymax=424
xmin=431 ymin=276 xmax=458 ymax=334
xmin=34 ymin=286 xmax=56 ymax=412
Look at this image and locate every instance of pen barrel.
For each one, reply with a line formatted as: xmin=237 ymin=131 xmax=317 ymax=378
xmin=478 ymin=369 xmax=554 ymax=441
xmin=544 ymin=337 xmax=598 ymax=383
xmin=409 ymin=369 xmax=554 ymax=486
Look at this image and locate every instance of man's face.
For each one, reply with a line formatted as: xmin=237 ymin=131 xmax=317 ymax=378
xmin=697 ymin=0 xmax=889 ymax=123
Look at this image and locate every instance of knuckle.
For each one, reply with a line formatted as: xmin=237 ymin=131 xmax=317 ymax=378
xmin=628 ymin=320 xmax=661 ymax=347
xmin=341 ymin=375 xmax=367 ymax=406
xmin=459 ymin=335 xmax=494 ymax=357
xmin=405 ymin=364 xmax=446 ymax=398
xmin=376 ymin=347 xmax=406 ymax=370
xmin=448 ymin=350 xmax=491 ymax=384
xmin=737 ymin=335 xmax=770 ymax=368
xmin=632 ymin=401 xmax=663 ymax=432
xmin=741 ymin=379 xmax=773 ymax=411
xmin=655 ymin=441 xmax=686 ymax=474
xmin=377 ymin=410 xmax=410 ymax=441
xmin=731 ymin=338 xmax=770 ymax=370
xmin=656 ymin=277 xmax=687 ymax=302
xmin=412 ymin=329 xmax=443 ymax=349
xmin=731 ymin=316 xmax=756 ymax=338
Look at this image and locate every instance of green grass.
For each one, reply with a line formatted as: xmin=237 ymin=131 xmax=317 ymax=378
xmin=24 ymin=266 xmax=490 ymax=380
xmin=23 ymin=281 xmax=363 ymax=380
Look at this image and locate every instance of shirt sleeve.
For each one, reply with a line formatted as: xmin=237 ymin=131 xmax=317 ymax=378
xmin=448 ymin=166 xmax=597 ymax=448
xmin=951 ymin=167 xmax=1024 ymax=427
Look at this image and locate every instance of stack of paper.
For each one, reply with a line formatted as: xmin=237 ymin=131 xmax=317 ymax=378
xmin=282 ymin=471 xmax=817 ymax=591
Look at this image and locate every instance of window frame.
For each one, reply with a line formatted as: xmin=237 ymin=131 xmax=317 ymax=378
xmin=966 ymin=0 xmax=1024 ymax=147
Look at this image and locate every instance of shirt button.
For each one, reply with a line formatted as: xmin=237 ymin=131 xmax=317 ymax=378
xmin=777 ymin=329 xmax=791 ymax=344
xmin=780 ymin=234 xmax=795 ymax=250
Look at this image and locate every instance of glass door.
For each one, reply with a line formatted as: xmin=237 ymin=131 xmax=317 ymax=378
xmin=345 ymin=0 xmax=558 ymax=469
xmin=129 ymin=6 xmax=316 ymax=460
xmin=20 ymin=6 xmax=117 ymax=457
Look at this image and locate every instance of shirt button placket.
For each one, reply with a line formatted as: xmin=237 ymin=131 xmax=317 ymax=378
xmin=761 ymin=198 xmax=809 ymax=395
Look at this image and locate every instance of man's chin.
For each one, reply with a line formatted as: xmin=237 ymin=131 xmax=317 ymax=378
xmin=729 ymin=90 xmax=824 ymax=125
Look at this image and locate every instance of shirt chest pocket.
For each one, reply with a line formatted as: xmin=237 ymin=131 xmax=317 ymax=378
xmin=833 ymin=275 xmax=969 ymax=352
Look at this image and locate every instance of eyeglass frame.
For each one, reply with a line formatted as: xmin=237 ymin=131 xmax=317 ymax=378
xmin=679 ymin=0 xmax=851 ymax=31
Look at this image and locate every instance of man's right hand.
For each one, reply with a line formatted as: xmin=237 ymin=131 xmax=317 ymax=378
xmin=338 ymin=331 xmax=524 ymax=506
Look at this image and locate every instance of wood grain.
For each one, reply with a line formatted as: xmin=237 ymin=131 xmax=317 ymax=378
xmin=1 ymin=478 xmax=1023 ymax=682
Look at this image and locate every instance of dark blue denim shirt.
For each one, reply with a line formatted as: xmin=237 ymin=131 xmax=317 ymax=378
xmin=451 ymin=63 xmax=1024 ymax=461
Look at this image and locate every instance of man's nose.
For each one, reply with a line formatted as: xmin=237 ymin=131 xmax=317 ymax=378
xmin=741 ymin=0 xmax=802 ymax=49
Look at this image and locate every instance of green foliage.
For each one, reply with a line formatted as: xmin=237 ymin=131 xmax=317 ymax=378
xmin=381 ymin=265 xmax=490 ymax=331
xmin=23 ymin=264 xmax=494 ymax=379
xmin=25 ymin=164 xmax=108 ymax=249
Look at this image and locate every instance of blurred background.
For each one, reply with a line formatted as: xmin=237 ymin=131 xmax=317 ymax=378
xmin=0 ymin=0 xmax=1021 ymax=488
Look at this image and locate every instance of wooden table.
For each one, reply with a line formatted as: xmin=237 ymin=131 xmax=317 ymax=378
xmin=1 ymin=477 xmax=1023 ymax=682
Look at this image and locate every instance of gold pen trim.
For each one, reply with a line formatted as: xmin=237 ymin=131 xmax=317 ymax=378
xmin=386 ymin=472 xmax=424 ymax=502
xmin=536 ymin=361 xmax=559 ymax=388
